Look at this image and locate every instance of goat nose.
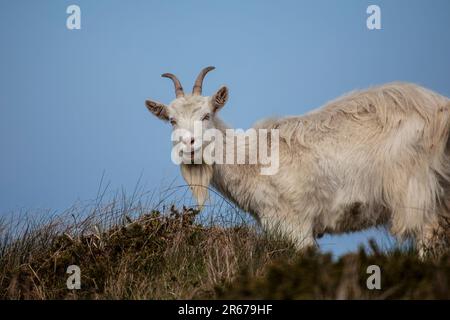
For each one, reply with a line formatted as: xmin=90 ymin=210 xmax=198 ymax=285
xmin=182 ymin=136 xmax=195 ymax=146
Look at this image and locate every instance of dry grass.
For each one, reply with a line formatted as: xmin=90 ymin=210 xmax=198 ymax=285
xmin=0 ymin=194 xmax=449 ymax=300
xmin=0 ymin=202 xmax=297 ymax=299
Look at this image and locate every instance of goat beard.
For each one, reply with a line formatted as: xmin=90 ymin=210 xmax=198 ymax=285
xmin=180 ymin=163 xmax=214 ymax=209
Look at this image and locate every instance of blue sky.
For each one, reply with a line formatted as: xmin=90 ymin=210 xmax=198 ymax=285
xmin=0 ymin=0 xmax=449 ymax=256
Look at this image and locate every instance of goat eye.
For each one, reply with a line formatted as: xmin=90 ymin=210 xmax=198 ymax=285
xmin=169 ymin=119 xmax=177 ymax=126
xmin=201 ymin=114 xmax=210 ymax=121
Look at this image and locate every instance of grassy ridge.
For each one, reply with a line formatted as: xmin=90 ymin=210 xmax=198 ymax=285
xmin=0 ymin=206 xmax=297 ymax=299
xmin=0 ymin=205 xmax=449 ymax=299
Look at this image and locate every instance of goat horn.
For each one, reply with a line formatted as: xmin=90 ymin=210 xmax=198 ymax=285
xmin=192 ymin=66 xmax=215 ymax=95
xmin=161 ymin=73 xmax=184 ymax=98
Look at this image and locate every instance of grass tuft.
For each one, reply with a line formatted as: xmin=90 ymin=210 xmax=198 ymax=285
xmin=1 ymin=198 xmax=449 ymax=300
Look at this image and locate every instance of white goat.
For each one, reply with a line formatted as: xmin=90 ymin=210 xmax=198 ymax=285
xmin=146 ymin=66 xmax=450 ymax=258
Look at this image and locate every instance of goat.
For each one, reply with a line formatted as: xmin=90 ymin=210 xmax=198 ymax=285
xmin=145 ymin=66 xmax=450 ymax=258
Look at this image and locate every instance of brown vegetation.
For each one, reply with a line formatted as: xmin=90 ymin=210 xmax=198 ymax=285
xmin=0 ymin=204 xmax=449 ymax=300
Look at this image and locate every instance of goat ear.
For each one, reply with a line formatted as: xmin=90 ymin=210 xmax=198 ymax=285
xmin=145 ymin=100 xmax=169 ymax=121
xmin=211 ymin=86 xmax=229 ymax=112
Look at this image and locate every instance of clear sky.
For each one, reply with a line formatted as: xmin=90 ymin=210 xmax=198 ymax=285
xmin=1 ymin=0 xmax=449 ymax=256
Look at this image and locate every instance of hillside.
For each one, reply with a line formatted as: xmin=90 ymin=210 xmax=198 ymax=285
xmin=0 ymin=205 xmax=449 ymax=299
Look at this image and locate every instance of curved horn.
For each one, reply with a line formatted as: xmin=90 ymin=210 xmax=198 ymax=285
xmin=161 ymin=73 xmax=184 ymax=98
xmin=192 ymin=66 xmax=215 ymax=95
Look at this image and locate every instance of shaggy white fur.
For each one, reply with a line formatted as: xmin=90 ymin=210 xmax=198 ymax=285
xmin=147 ymin=75 xmax=450 ymax=259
